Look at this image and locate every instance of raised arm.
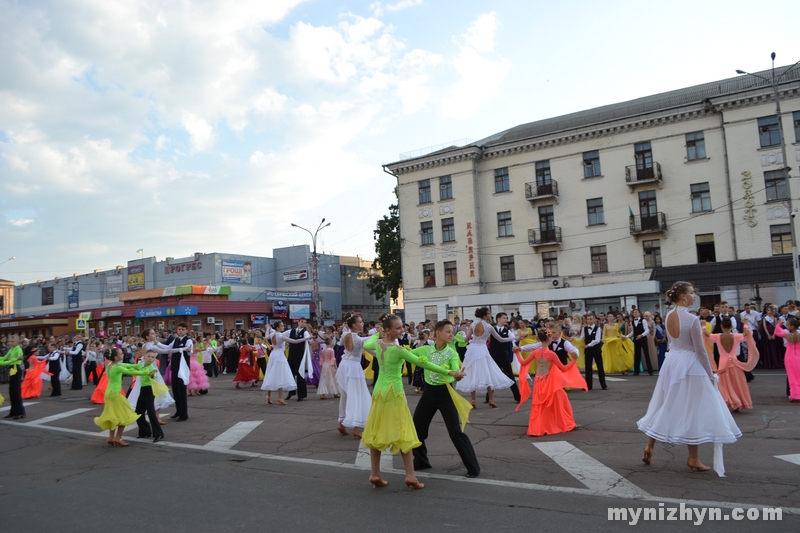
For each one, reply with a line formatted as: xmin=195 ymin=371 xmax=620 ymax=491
xmin=281 ymin=331 xmax=308 ymax=344
xmin=689 ymin=317 xmax=715 ymax=379
xmin=545 ymin=349 xmax=575 ymax=372
xmin=774 ymin=320 xmax=786 ymax=338
xmin=398 ymin=346 xmax=459 ymax=377
xmin=362 ymin=333 xmax=381 ymax=352
xmin=489 ymin=327 xmax=517 ymax=343
xmin=147 ymin=341 xmax=181 ymax=355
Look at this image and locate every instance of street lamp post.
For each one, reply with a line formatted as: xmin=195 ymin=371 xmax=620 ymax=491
xmin=291 ymin=219 xmax=331 ymax=324
xmin=737 ymin=53 xmax=800 ymax=298
xmin=0 ymin=256 xmax=15 ymax=268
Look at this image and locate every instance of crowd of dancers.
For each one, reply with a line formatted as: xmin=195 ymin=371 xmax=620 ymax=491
xmin=1 ymin=280 xmax=798 ymax=487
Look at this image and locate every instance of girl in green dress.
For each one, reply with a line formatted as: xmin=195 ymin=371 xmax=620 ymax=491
xmin=94 ymin=348 xmax=156 ymax=447
xmin=362 ymin=314 xmax=464 ymax=491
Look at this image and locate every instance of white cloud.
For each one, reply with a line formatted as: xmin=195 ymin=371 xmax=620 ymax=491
xmin=8 ymin=219 xmax=34 ymax=227
xmin=461 ymin=11 xmax=498 ymax=53
xmin=182 ymin=112 xmax=214 ymax=153
xmin=370 ymin=0 xmax=424 ymax=17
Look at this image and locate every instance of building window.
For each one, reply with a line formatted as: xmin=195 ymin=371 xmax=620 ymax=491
xmin=234 ymin=319 xmax=244 ymax=330
xmin=418 ymin=179 xmax=431 ymax=204
xmin=168 ymin=320 xmax=176 ymax=332
xmin=215 ymin=319 xmax=224 ymax=332
xmin=423 ymin=263 xmax=436 ymax=287
xmin=444 ymin=261 xmax=458 ymax=286
xmin=41 ymin=286 xmax=54 ymax=306
xmin=439 ymin=175 xmax=453 ymax=200
xmin=758 ymin=115 xmax=781 ymax=148
xmin=542 ymin=251 xmax=558 ymax=277
xmin=591 ymin=245 xmax=608 ymax=273
xmin=420 ymin=221 xmax=433 ymax=245
xmin=192 ymin=320 xmax=203 ymax=332
xmin=500 ymin=256 xmax=515 ymax=281
xmin=686 ymin=131 xmax=706 ymax=160
xmin=794 ymin=111 xmax=800 ymax=143
xmin=441 ymin=217 xmax=455 ymax=242
xmin=643 ymin=239 xmax=662 ymax=268
xmin=587 ymin=198 xmax=604 ymax=225
xmin=696 ymin=234 xmax=716 ymax=263
xmin=583 ymin=150 xmax=601 ymax=178
xmin=494 ymin=167 xmax=510 ymax=193
xmin=765 ymin=170 xmax=789 ymax=202
xmin=535 ymin=160 xmax=551 ymax=186
xmin=690 ymin=182 xmax=711 ymax=212
xmin=634 ymin=141 xmax=654 ymax=180
xmin=771 ymin=224 xmax=792 ymax=256
xmin=497 ymin=211 xmax=513 ymax=237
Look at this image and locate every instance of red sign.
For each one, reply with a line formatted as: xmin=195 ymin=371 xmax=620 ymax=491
xmin=466 ymin=222 xmax=476 ymax=277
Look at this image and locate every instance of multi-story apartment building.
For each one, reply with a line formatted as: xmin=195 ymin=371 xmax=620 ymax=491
xmin=385 ymin=67 xmax=800 ymax=323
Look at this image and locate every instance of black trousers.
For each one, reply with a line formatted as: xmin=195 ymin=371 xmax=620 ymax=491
xmin=486 ymin=352 xmax=520 ymax=402
xmin=584 ymin=345 xmax=606 ymax=390
xmin=171 ymin=353 xmax=189 ymax=419
xmin=8 ymin=367 xmax=25 ymax=417
xmin=203 ymin=362 xmax=214 ymax=377
xmin=633 ymin=338 xmax=653 ymax=375
xmin=413 ymin=385 xmax=479 ymax=476
xmin=70 ymin=354 xmax=83 ymax=390
xmin=224 ymin=348 xmax=238 ymax=373
xmin=286 ymin=353 xmax=307 ymax=399
xmin=86 ymin=361 xmax=101 ymax=385
xmin=135 ymin=385 xmax=163 ymax=439
xmin=371 ymin=356 xmax=380 ymax=386
xmin=405 ymin=361 xmax=413 ymax=384
xmin=49 ymin=360 xmax=62 ymax=396
xmin=158 ymin=354 xmax=169 ymax=376
xmin=256 ymin=357 xmax=266 ymax=380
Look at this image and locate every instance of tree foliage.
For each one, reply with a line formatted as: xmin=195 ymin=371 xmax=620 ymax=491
xmin=368 ymin=195 xmax=401 ymax=304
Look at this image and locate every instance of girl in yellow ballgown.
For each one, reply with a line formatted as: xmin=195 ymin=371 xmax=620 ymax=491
xmin=602 ymin=314 xmax=634 ymax=374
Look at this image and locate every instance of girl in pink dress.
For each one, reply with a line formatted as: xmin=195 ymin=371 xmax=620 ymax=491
xmin=774 ymin=318 xmax=800 ymax=402
xmin=317 ymin=347 xmax=340 ymax=399
xmin=704 ymin=317 xmax=760 ymax=411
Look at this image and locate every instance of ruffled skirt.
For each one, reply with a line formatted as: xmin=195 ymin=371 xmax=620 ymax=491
xmin=602 ymin=336 xmax=634 ymax=374
xmin=337 ymin=358 xmax=371 ymax=428
xmin=455 ymin=343 xmax=514 ymax=393
xmin=261 ymin=349 xmax=297 ymax=391
xmin=317 ymin=363 xmax=340 ymax=396
xmin=233 ymin=360 xmax=258 ymax=384
xmin=637 ymin=348 xmax=741 ymax=445
xmin=188 ymin=359 xmax=209 ymax=391
xmin=94 ymin=391 xmax=139 ymax=430
xmin=362 ymin=385 xmax=420 ymax=454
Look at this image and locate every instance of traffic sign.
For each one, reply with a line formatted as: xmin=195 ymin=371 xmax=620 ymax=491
xmin=76 ymin=319 xmax=87 ymax=330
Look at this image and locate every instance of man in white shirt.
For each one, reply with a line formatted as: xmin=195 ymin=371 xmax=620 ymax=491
xmin=740 ymin=303 xmax=761 ymax=335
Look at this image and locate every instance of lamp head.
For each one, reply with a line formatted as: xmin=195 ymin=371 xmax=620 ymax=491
xmin=735 ymin=69 xmax=746 ymax=75
xmin=771 ymin=52 xmax=776 ymax=61
xmin=291 ymin=223 xmax=297 ymax=227
xmin=321 ymin=218 xmax=326 ymax=223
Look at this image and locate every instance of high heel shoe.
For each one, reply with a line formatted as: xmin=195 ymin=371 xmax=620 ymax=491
xmin=369 ymin=476 xmax=388 ymax=489
xmin=404 ymin=477 xmax=425 ymax=491
xmin=337 ymin=423 xmax=348 ymax=436
xmin=488 ymin=400 xmax=498 ymax=408
xmin=687 ymin=458 xmax=710 ymax=472
xmin=470 ymin=400 xmax=476 ymax=408
xmin=115 ymin=439 xmax=129 ymax=447
xmin=642 ymin=446 xmax=653 ymax=465
xmin=352 ymin=429 xmax=362 ymax=440
xmin=106 ymin=438 xmax=116 ymax=447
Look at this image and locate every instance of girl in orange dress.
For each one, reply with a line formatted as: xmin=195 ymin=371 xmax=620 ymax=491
xmin=703 ymin=317 xmax=760 ymax=411
xmin=514 ymin=329 xmax=587 ymax=436
xmin=21 ymin=349 xmax=52 ymax=399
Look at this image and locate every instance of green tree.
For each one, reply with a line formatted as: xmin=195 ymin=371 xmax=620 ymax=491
xmin=368 ymin=196 xmax=401 ymax=304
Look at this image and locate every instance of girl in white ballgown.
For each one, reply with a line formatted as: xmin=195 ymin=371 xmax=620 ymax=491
xmin=336 ymin=315 xmax=372 ymax=439
xmin=455 ymin=307 xmax=516 ymax=407
xmin=261 ymin=321 xmax=306 ymax=405
xmin=638 ymin=282 xmax=741 ymax=477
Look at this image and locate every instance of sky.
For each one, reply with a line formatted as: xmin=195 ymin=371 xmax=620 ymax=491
xmin=1 ymin=0 xmax=799 ymax=285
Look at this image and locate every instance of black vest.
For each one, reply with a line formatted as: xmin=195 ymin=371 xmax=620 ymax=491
xmin=288 ymin=328 xmax=306 ymax=358
xmin=584 ymin=325 xmax=600 ymax=344
xmin=399 ymin=333 xmax=410 ymax=346
xmin=550 ymin=338 xmax=569 ymax=365
xmin=633 ymin=319 xmax=645 ymax=337
xmin=173 ymin=336 xmax=189 ymax=357
xmin=488 ymin=327 xmax=511 ymax=362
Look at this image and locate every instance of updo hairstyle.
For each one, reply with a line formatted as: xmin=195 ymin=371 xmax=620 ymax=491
xmin=666 ymin=281 xmax=693 ymax=303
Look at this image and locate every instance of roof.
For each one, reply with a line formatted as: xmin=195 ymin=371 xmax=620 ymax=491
xmin=476 ymin=65 xmax=800 ymax=148
xmin=650 ymin=257 xmax=794 ymax=292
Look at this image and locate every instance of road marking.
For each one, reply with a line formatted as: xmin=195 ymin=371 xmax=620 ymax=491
xmin=0 ymin=401 xmax=39 ymax=413
xmin=776 ymin=453 xmax=800 ymax=466
xmin=204 ymin=421 xmax=263 ymax=451
xmin=26 ymin=408 xmax=94 ymax=426
xmin=3 ymin=419 xmax=799 ymax=515
xmin=534 ymin=441 xmax=649 ymax=498
xmin=604 ymin=377 xmax=628 ymax=382
xmin=355 ymin=440 xmax=393 ymax=470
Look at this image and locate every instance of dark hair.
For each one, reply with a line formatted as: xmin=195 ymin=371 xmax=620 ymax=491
xmin=272 ymin=320 xmax=283 ymax=329
xmin=434 ymin=319 xmax=453 ymax=332
xmin=475 ymin=307 xmax=489 ymax=319
xmin=666 ymin=281 xmax=693 ymax=303
xmin=537 ymin=329 xmax=549 ymax=343
xmin=177 ymin=322 xmax=188 ymax=329
xmin=378 ymin=313 xmax=400 ymax=330
xmin=720 ymin=317 xmax=732 ymax=330
xmin=141 ymin=328 xmax=154 ymax=339
xmin=495 ymin=312 xmax=507 ymax=321
xmin=788 ymin=317 xmax=800 ymax=330
xmin=346 ymin=314 xmax=361 ymax=328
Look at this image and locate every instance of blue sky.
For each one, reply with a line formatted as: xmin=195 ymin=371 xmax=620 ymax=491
xmin=1 ymin=0 xmax=799 ymax=284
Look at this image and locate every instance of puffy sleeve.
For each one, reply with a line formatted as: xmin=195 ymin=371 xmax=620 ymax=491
xmin=689 ymin=316 xmax=715 ymax=378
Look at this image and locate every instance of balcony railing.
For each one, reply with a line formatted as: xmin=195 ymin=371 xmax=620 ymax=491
xmin=625 ymin=162 xmax=663 ymax=188
xmin=629 ymin=212 xmax=667 ymax=235
xmin=525 ymin=180 xmax=559 ymax=202
xmin=528 ymin=227 xmax=562 ymax=248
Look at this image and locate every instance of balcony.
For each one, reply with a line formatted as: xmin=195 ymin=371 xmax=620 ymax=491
xmin=528 ymin=227 xmax=562 ymax=249
xmin=625 ymin=162 xmax=663 ymax=189
xmin=525 ymin=180 xmax=559 ymax=203
xmin=629 ymin=212 xmax=667 ymax=237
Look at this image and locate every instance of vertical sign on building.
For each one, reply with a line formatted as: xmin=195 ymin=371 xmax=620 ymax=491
xmin=128 ymin=265 xmax=145 ymax=290
xmin=68 ymin=281 xmax=79 ymax=309
xmin=466 ymin=222 xmax=475 ymax=277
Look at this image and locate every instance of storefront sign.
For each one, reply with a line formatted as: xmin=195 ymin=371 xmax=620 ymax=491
xmin=164 ymin=261 xmax=203 ymax=275
xmin=265 ymin=290 xmax=313 ymax=302
xmin=251 ymin=313 xmax=266 ymax=325
xmin=289 ymin=304 xmax=310 ymax=319
xmin=222 ymin=260 xmax=251 ymax=284
xmin=68 ymin=282 xmax=79 ymax=309
xmin=273 ymin=301 xmax=289 ymax=317
xmin=135 ymin=306 xmax=198 ymax=318
xmin=741 ymin=171 xmax=757 ymax=227
xmin=128 ymin=264 xmax=145 ymax=291
xmin=106 ymin=273 xmax=123 ymax=297
xmin=283 ymin=269 xmax=308 ymax=281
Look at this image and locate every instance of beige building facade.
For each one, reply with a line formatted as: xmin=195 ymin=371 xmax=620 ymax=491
xmin=385 ymin=67 xmax=800 ymax=323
